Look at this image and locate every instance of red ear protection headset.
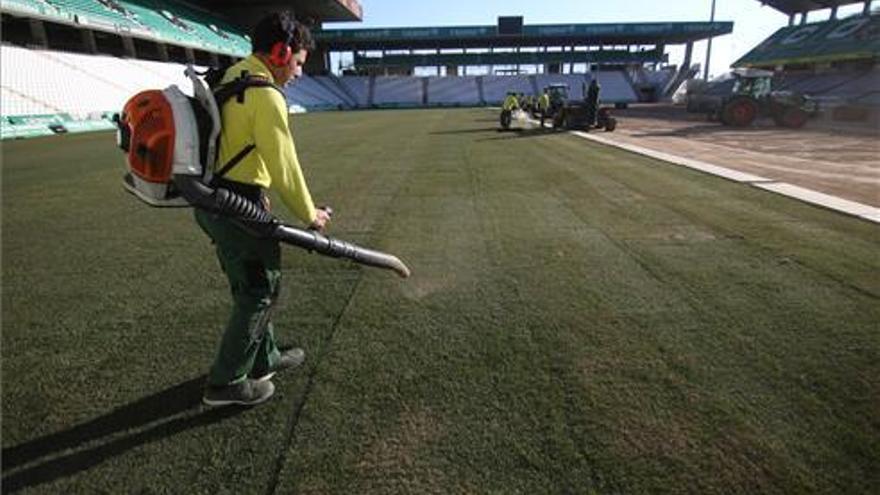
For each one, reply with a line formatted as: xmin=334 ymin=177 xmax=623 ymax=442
xmin=268 ymin=41 xmax=293 ymax=67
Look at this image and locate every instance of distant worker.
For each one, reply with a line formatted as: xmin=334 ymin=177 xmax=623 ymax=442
xmin=196 ymin=11 xmax=332 ymax=406
xmin=500 ymin=91 xmax=520 ymax=130
xmin=538 ymin=89 xmax=551 ymax=127
xmin=585 ymin=79 xmax=601 ymax=126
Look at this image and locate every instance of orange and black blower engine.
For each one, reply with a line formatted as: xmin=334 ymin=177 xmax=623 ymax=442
xmin=117 ymin=90 xmax=185 ymax=206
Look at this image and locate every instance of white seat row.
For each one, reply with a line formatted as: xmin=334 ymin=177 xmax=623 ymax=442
xmin=0 ymin=44 xmax=199 ymax=117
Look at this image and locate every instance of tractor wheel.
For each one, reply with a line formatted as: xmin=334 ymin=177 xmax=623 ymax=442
xmin=773 ymin=107 xmax=809 ymax=129
xmin=721 ymin=96 xmax=759 ymax=127
xmin=604 ymin=117 xmax=617 ymax=132
xmin=500 ymin=110 xmax=511 ymax=130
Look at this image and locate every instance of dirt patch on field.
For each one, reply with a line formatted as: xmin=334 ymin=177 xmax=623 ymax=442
xmin=605 ymin=104 xmax=879 ymax=207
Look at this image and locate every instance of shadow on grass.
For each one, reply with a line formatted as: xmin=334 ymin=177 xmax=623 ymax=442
xmin=429 ymin=127 xmax=498 ymax=135
xmin=477 ymin=127 xmax=558 ymax=142
xmin=1 ymin=375 xmax=245 ymax=493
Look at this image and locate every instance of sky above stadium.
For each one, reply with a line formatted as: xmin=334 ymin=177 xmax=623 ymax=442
xmin=328 ymin=0 xmax=871 ymax=78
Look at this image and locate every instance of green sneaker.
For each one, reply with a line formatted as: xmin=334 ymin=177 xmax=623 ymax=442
xmin=203 ymin=379 xmax=275 ymax=406
xmin=250 ymin=348 xmax=305 ymax=382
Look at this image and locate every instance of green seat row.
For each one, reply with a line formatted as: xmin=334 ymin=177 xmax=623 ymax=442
xmin=2 ymin=0 xmax=249 ymax=56
xmin=2 ymin=0 xmax=76 ymax=22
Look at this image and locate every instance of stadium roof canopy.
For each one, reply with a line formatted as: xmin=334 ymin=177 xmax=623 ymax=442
xmin=315 ymin=22 xmax=733 ymax=51
xmin=190 ymin=0 xmax=363 ymax=23
xmin=757 ymin=0 xmax=866 ymax=15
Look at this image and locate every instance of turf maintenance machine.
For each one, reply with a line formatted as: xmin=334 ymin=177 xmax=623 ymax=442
xmin=115 ymin=66 xmax=411 ymax=278
xmin=546 ymin=83 xmax=617 ymax=132
xmin=704 ymin=69 xmax=818 ymax=128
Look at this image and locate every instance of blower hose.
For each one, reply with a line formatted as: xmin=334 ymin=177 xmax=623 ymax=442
xmin=173 ymin=175 xmax=411 ymax=278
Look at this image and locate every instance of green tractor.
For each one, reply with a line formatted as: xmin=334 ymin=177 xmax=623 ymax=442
xmin=547 ymin=82 xmax=617 ymax=132
xmin=714 ymin=68 xmax=818 ymax=128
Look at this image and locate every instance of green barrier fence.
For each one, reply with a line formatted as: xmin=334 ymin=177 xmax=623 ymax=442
xmin=1 ymin=113 xmax=116 ymax=140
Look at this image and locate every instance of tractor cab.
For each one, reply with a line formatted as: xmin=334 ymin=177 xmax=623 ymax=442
xmin=730 ymin=68 xmax=774 ymax=98
xmin=546 ymin=84 xmax=570 ymax=113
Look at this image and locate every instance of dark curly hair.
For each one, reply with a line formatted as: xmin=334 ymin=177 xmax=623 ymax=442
xmin=251 ymin=11 xmax=315 ymax=54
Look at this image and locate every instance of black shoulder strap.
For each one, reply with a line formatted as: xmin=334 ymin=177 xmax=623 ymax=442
xmin=213 ymin=71 xmax=284 ymax=107
xmin=215 ymin=144 xmax=256 ymax=178
xmin=213 ymin=72 xmax=285 ymax=178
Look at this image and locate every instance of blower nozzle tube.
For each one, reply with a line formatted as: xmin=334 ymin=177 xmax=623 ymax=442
xmin=272 ymin=225 xmax=411 ymax=278
xmin=173 ymin=174 xmax=411 ymax=278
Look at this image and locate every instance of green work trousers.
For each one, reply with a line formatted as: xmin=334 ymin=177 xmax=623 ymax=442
xmin=195 ymin=209 xmax=283 ymax=386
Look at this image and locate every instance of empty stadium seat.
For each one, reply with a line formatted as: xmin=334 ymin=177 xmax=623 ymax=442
xmin=481 ymin=75 xmax=534 ymax=104
xmin=6 ymin=0 xmax=251 ymax=56
xmin=336 ymin=76 xmax=370 ymax=107
xmin=774 ymin=69 xmax=880 ymax=104
xmin=593 ymin=71 xmax=639 ymax=103
xmin=373 ymin=77 xmax=422 ymax=106
xmin=0 ymin=86 xmax=57 ymax=116
xmin=0 ymin=44 xmax=198 ymax=119
xmin=426 ymin=77 xmax=480 ymax=105
xmin=285 ymin=76 xmax=349 ymax=110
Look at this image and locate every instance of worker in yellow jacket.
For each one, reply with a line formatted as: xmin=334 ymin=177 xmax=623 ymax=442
xmin=538 ymin=89 xmax=551 ymax=127
xmin=500 ymin=91 xmax=520 ymax=130
xmin=502 ymin=92 xmax=520 ymax=112
xmin=196 ymin=11 xmax=331 ymax=406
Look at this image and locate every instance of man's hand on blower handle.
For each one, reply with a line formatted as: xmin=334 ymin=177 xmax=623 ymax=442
xmin=310 ymin=205 xmax=333 ymax=232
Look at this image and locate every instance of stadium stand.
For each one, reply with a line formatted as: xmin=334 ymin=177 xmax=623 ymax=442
xmin=535 ymin=74 xmax=588 ymax=97
xmin=1 ymin=44 xmax=122 ymax=116
xmin=724 ymin=6 xmax=880 ymax=128
xmin=630 ymin=67 xmax=676 ymax=101
xmin=284 ymin=75 xmax=349 ymax=110
xmin=0 ymin=43 xmax=196 ymax=137
xmin=313 ymin=75 xmax=357 ymax=107
xmin=735 ymin=13 xmax=880 ymax=69
xmin=775 ymin=70 xmax=880 ymax=100
xmin=1 ymin=86 xmax=58 ymax=116
xmin=1 ymin=0 xmax=250 ymax=55
xmin=335 ymin=75 xmax=370 ymax=107
xmin=594 ymin=72 xmax=640 ymax=103
xmin=372 ymin=76 xmax=422 ymax=107
xmin=481 ymin=75 xmax=535 ymax=104
xmin=2 ymin=1 xmax=649 ymax=136
xmin=426 ymin=76 xmax=480 ymax=106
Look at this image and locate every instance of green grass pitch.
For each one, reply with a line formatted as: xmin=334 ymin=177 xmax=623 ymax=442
xmin=2 ymin=108 xmax=878 ymax=493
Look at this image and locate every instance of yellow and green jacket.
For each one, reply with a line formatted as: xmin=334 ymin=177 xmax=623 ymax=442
xmin=215 ymin=55 xmax=316 ymax=224
xmin=502 ymin=94 xmax=520 ymax=111
xmin=538 ymin=93 xmax=550 ymax=111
